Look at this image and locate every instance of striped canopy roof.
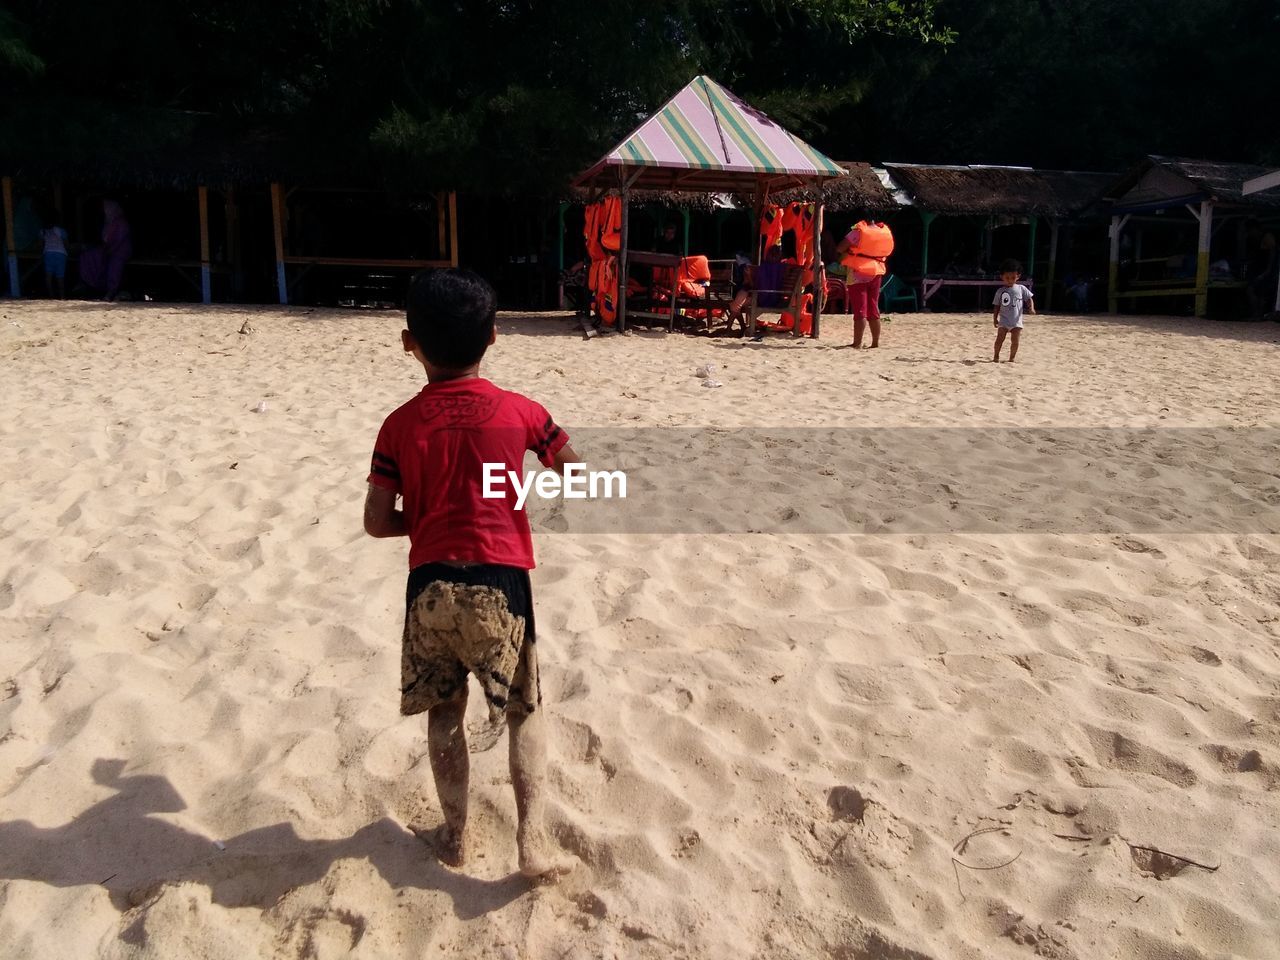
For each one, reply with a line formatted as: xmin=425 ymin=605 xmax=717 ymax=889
xmin=575 ymin=76 xmax=843 ymax=193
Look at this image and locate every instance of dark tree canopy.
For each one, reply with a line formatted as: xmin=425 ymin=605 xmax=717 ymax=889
xmin=2 ymin=0 xmax=1276 ymax=191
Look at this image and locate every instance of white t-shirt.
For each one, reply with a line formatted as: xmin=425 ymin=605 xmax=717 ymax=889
xmin=42 ymin=226 xmax=68 ymax=255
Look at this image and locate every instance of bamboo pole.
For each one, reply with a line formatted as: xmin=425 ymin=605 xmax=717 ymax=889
xmin=2 ymin=176 xmax=19 ymax=298
xmin=271 ymin=182 xmax=288 ymax=304
xmin=810 ymin=201 xmax=824 ymax=339
xmin=448 ymin=191 xmax=459 ymax=267
xmin=198 ymin=185 xmax=211 ymax=304
xmin=682 ymin=208 xmax=691 ymax=256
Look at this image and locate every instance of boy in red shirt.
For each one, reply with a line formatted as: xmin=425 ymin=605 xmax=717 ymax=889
xmin=365 ymin=269 xmax=579 ymax=880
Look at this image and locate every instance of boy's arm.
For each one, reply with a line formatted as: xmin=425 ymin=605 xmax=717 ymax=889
xmin=363 ymin=483 xmax=408 ymax=538
xmin=550 ymin=442 xmax=582 ymax=474
xmin=993 ymin=294 xmax=1001 ymax=325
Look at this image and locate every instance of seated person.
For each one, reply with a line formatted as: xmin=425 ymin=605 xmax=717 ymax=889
xmin=725 ymin=246 xmax=785 ymax=333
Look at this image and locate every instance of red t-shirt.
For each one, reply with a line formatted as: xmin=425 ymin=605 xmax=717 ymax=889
xmin=367 ymin=377 xmax=568 ymax=570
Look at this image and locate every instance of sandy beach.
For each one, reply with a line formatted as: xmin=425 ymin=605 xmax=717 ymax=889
xmin=1 ymin=300 xmax=1278 ymax=960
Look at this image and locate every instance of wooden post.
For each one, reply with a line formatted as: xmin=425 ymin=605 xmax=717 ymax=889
xmin=556 ymin=200 xmax=568 ymax=309
xmin=810 ymin=200 xmax=823 ymax=339
xmin=437 ymin=192 xmax=448 ymax=261
xmin=918 ymin=210 xmax=935 ymax=306
xmin=1026 ymin=216 xmax=1037 ymax=281
xmin=198 ymin=185 xmax=211 ymax=304
xmin=448 ymin=191 xmax=459 ymax=267
xmin=271 ymin=182 xmax=288 ymax=304
xmin=1107 ymin=214 xmax=1123 ymax=313
xmin=1194 ymin=200 xmax=1212 ymax=318
xmin=749 ymin=182 xmax=764 ymax=338
xmin=1045 ymin=219 xmax=1060 ymax=311
xmin=618 ymin=188 xmax=630 ymax=333
xmin=2 ymin=176 xmax=19 ymax=298
xmin=225 ymin=186 xmax=244 ymax=299
xmin=681 ymin=208 xmax=691 ymax=256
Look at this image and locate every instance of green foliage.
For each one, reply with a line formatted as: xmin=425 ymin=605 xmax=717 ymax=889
xmin=2 ymin=0 xmax=1277 ymax=190
xmin=0 ymin=7 xmax=43 ymax=75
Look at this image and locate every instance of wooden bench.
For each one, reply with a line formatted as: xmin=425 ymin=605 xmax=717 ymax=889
xmin=747 ymin=263 xmax=808 ymax=337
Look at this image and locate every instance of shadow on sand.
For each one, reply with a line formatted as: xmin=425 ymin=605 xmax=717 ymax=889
xmin=0 ymin=759 xmax=530 ymax=919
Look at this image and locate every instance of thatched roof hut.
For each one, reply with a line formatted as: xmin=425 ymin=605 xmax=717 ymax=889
xmin=1104 ymin=155 xmax=1280 ymax=212
xmin=882 ymin=163 xmax=1112 ymax=218
xmin=768 ymin=161 xmax=904 ymax=213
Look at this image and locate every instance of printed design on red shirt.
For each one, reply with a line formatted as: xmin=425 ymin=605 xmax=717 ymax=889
xmin=370 ymin=451 xmax=400 ymax=484
xmin=418 ymin=392 xmax=501 ymax=427
xmin=532 ymin=415 xmax=562 ymax=461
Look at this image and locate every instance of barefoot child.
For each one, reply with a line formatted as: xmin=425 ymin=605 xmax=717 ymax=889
xmin=364 ymin=268 xmax=578 ymax=880
xmin=993 ymin=259 xmax=1034 ymax=362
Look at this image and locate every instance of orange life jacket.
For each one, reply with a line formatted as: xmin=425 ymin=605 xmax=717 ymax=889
xmin=841 ymin=220 xmax=894 ymax=279
xmin=584 ymin=202 xmax=605 ymax=263
xmin=782 ymin=202 xmax=815 ymax=264
xmin=600 ymin=195 xmax=622 ymax=252
xmin=596 ymin=255 xmax=618 ymax=326
xmin=759 ymin=205 xmax=784 ymax=249
xmin=778 ymin=292 xmax=813 ymax=335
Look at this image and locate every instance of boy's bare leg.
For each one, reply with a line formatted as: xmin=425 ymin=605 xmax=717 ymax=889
xmin=508 ymin=708 xmax=575 ymax=880
xmin=867 ymin=316 xmax=881 ymax=347
xmin=427 ymin=696 xmax=469 ymax=866
xmin=852 ymin=316 xmax=866 ymax=347
xmin=994 ymin=328 xmax=1007 ymax=361
xmin=1008 ymin=328 xmax=1020 ymax=361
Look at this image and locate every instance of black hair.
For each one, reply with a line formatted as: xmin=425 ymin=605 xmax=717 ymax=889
xmin=999 ymin=258 xmax=1022 ymax=275
xmin=405 ymin=268 xmax=497 ymax=369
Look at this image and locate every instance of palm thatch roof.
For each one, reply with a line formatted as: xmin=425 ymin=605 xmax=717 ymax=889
xmin=768 ymin=161 xmax=904 ymax=212
xmin=1104 ymin=155 xmax=1280 ymax=211
xmin=882 ymin=163 xmax=1112 ymax=217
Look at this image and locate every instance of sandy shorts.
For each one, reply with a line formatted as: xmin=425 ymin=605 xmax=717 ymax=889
xmin=401 ymin=562 xmax=540 ymax=720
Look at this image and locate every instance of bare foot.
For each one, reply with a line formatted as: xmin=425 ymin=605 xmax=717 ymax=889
xmin=433 ymin=824 xmax=466 ymax=867
xmin=518 ymin=828 xmax=577 ymax=882
xmin=869 ymin=342 xmax=879 ymax=348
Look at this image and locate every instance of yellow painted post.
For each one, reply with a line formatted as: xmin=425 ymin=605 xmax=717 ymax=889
xmin=1194 ymin=201 xmax=1212 ymax=318
xmin=271 ymin=182 xmax=287 ymax=304
xmin=2 ymin=176 xmax=19 ymax=298
xmin=198 ymin=185 xmax=211 ymax=304
xmin=448 ymin=191 xmax=459 ymax=267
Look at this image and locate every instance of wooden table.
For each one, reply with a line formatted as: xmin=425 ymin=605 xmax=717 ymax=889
xmin=922 ymin=275 xmax=1034 ymax=308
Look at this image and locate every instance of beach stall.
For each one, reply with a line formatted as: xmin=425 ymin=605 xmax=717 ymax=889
xmin=267 ymin=186 xmax=458 ymax=306
xmin=881 ymin=164 xmax=1111 ymax=310
xmin=573 ymin=75 xmax=843 ymax=337
xmin=1103 ymin=156 xmax=1280 ymax=317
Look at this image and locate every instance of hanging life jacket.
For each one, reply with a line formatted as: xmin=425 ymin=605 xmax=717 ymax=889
xmin=759 ymin=205 xmax=784 ymax=250
xmin=600 ymin=195 xmax=622 ymax=252
xmin=596 ymin=255 xmax=618 ymax=326
xmin=782 ymin=202 xmax=816 ymax=264
xmin=841 ymin=220 xmax=894 ymax=280
xmin=584 ymin=202 xmax=605 ymax=262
